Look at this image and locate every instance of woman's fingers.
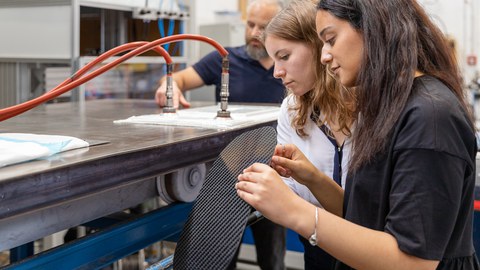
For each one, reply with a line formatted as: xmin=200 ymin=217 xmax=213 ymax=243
xmin=271 ymin=155 xmax=295 ymax=171
xmin=236 ymin=173 xmax=263 ymax=208
xmin=235 ymin=179 xmax=251 ymax=193
xmin=274 ymin=143 xmax=296 ymax=158
xmin=236 ymin=186 xmax=256 ymax=206
xmin=270 ymin=162 xmax=291 ymax=178
xmin=243 ymin=162 xmax=271 ymax=174
xmin=273 ymin=144 xmax=282 ymax=156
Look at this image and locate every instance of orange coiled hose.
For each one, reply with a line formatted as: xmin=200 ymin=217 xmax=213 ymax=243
xmin=0 ymin=34 xmax=228 ymax=122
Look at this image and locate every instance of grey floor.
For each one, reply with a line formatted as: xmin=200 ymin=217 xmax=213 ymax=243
xmin=237 ymin=244 xmax=304 ymax=270
xmin=237 ymin=262 xmax=262 ymax=270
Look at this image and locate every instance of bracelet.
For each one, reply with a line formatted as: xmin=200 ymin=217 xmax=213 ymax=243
xmin=308 ymin=207 xmax=318 ymax=246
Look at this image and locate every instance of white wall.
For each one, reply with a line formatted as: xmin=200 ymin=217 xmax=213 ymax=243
xmin=193 ymin=1 xmax=239 ymax=26
xmin=417 ymin=0 xmax=480 ymax=82
xmin=189 ymin=0 xmax=243 ymax=62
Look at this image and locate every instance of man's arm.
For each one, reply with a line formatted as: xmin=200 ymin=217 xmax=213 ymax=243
xmin=155 ymin=66 xmax=205 ymax=108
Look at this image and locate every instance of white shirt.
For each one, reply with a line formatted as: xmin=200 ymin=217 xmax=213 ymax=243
xmin=277 ymin=95 xmax=352 ymax=207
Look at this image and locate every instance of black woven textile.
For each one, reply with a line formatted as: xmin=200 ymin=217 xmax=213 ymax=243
xmin=173 ymin=126 xmax=277 ymax=270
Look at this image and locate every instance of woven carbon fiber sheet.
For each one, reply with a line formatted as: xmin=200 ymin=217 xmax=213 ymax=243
xmin=173 ymin=126 xmax=277 ymax=269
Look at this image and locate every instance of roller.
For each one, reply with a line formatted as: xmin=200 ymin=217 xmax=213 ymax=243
xmin=156 ymin=163 xmax=207 ymax=203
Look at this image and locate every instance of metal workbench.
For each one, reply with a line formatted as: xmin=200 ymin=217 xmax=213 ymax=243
xmin=0 ymin=99 xmax=277 ymax=268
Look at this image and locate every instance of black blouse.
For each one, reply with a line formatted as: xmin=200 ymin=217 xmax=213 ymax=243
xmin=336 ymin=76 xmax=480 ymax=270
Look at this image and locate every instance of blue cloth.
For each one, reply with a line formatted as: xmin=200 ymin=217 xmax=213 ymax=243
xmin=193 ymin=45 xmax=285 ymax=103
xmin=0 ymin=136 xmax=71 ymax=154
xmin=0 ymin=133 xmax=89 ymax=168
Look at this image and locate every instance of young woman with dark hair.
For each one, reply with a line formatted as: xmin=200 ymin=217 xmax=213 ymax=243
xmin=236 ymin=0 xmax=479 ymax=269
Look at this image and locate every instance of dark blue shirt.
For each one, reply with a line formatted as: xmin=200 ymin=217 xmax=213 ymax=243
xmin=192 ymin=45 xmax=285 ymax=103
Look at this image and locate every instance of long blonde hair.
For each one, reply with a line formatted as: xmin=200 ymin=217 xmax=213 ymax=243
xmin=264 ymin=0 xmax=354 ymax=137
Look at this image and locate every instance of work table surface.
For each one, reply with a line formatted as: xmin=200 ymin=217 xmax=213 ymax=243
xmin=0 ymin=99 xmax=277 ymax=250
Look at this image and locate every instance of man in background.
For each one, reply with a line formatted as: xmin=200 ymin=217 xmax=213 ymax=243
xmin=155 ymin=1 xmax=286 ymax=269
xmin=155 ymin=0 xmax=285 ymax=107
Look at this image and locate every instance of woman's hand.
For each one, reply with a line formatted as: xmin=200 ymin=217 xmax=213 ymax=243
xmin=236 ymin=163 xmax=306 ymax=228
xmin=271 ymin=144 xmax=344 ymax=216
xmin=236 ymin=164 xmax=438 ymax=270
xmin=271 ymin=144 xmax=323 ymax=186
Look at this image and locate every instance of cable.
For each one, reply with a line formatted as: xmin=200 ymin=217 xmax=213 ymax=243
xmin=0 ymin=42 xmax=171 ymax=120
xmin=0 ymin=34 xmax=228 ymax=122
xmin=167 ymin=19 xmax=175 ymax=53
xmin=179 ymin=20 xmax=184 ymax=56
xmin=158 ymin=19 xmax=165 ymax=39
xmin=0 ymin=42 xmax=171 ymax=121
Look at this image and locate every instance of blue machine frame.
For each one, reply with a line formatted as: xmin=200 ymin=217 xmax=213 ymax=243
xmin=5 ymin=203 xmax=192 ymax=270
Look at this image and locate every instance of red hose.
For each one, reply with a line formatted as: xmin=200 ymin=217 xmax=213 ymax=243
xmin=0 ymin=42 xmax=171 ymax=121
xmin=0 ymin=34 xmax=228 ymax=122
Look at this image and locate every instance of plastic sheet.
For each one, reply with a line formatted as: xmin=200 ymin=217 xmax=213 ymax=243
xmin=114 ymin=104 xmax=280 ymax=129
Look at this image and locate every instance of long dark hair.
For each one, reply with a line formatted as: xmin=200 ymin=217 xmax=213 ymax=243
xmin=317 ymin=0 xmax=472 ymax=171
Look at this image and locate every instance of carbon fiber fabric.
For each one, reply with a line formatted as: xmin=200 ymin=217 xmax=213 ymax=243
xmin=173 ymin=126 xmax=277 ymax=270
